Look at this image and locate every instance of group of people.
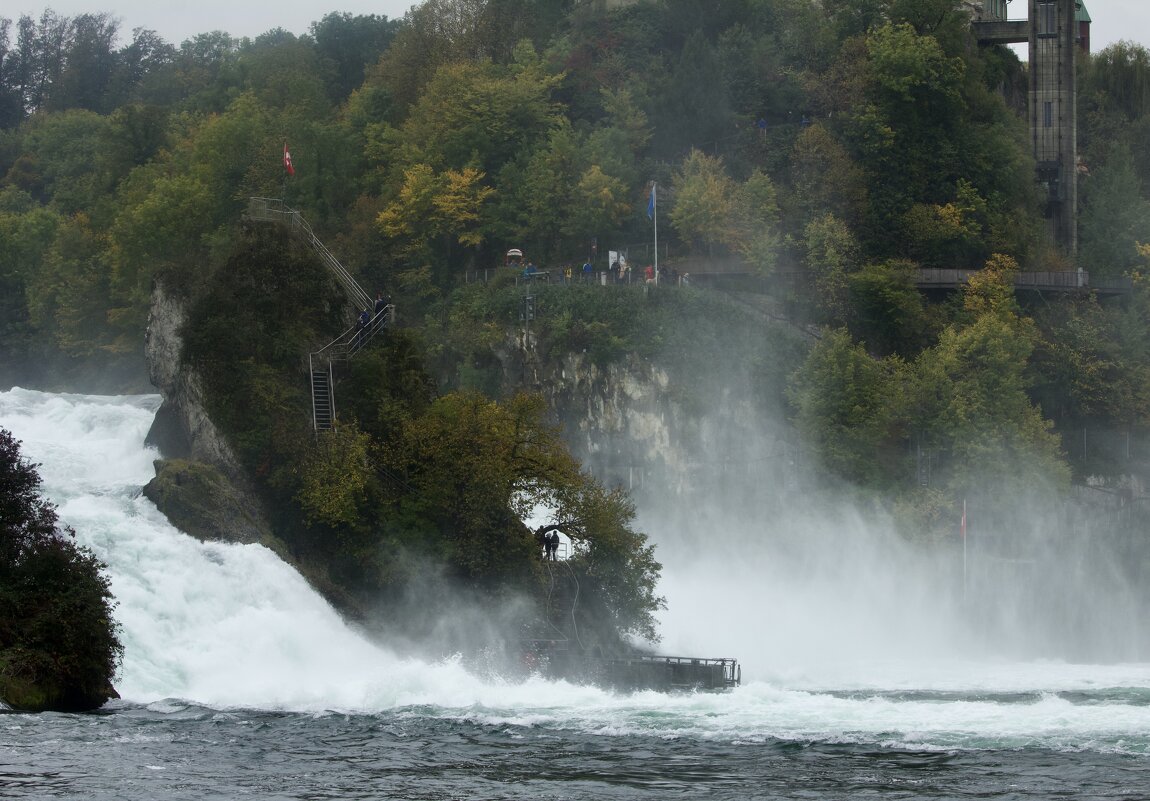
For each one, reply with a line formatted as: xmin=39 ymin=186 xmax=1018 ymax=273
xmin=536 ymin=527 xmax=562 ymax=561
xmin=519 ymin=258 xmax=689 ymax=286
xmin=353 ymin=290 xmax=392 ymax=348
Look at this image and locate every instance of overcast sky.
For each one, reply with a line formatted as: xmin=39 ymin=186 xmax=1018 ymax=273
xmin=8 ymin=0 xmax=1149 ymax=55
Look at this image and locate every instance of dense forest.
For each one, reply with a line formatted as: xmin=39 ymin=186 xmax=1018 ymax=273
xmin=4 ymin=0 xmax=1150 ymax=651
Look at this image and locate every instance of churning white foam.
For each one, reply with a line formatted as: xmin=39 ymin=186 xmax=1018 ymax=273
xmin=3 ymin=387 xmax=1149 ymax=753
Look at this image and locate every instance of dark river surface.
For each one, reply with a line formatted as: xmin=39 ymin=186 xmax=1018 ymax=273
xmin=4 ymin=694 xmax=1149 ymax=800
xmin=2 ymin=389 xmax=1148 ymax=800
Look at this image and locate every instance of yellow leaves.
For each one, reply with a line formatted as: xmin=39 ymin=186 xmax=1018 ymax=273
xmin=900 ymin=179 xmax=989 ymax=267
xmin=669 ymin=149 xmax=740 ymax=251
xmin=296 ymin=424 xmax=373 ymax=529
xmin=963 ymin=253 xmax=1023 ymax=322
xmin=438 ymin=166 xmax=494 ymax=247
xmin=377 ymin=163 xmax=494 ymax=253
xmin=573 ymin=165 xmax=630 ymax=230
xmin=378 ymin=163 xmax=437 ymax=239
xmin=669 ymin=150 xmax=782 ymax=271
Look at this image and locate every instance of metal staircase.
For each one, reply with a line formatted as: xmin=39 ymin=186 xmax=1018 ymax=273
xmin=247 ymin=197 xmax=373 ymax=311
xmin=310 ymin=360 xmax=335 ymax=431
xmin=248 ymin=197 xmax=392 ymax=432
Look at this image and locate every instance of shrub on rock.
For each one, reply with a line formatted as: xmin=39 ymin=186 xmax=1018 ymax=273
xmin=0 ymin=428 xmax=122 ymax=711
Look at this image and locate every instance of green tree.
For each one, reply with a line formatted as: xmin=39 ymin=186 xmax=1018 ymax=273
xmin=1082 ymin=41 xmax=1150 ymax=124
xmin=0 ymin=198 xmax=59 ymax=376
xmin=909 ymin=258 xmax=1069 ymax=501
xmin=1079 ymin=143 xmax=1150 ymax=276
xmin=14 ymin=108 xmax=116 ymax=214
xmin=25 ymin=212 xmax=120 ymax=359
xmin=377 ymin=162 xmax=494 ymax=277
xmin=846 ymin=259 xmax=931 ymax=357
xmin=669 ymin=149 xmax=738 ymax=252
xmin=384 ymin=52 xmax=564 ymax=177
xmin=848 ymin=21 xmax=998 ymax=258
xmin=803 ymin=212 xmax=859 ymax=324
xmin=655 ymin=30 xmax=730 ymax=155
xmin=788 ymin=328 xmax=906 ymax=487
xmin=554 ymin=480 xmax=664 ymax=644
xmin=296 ymin=423 xmax=374 ymax=529
xmin=900 ymin=178 xmax=990 ymax=267
xmin=0 ymin=428 xmax=122 ymax=711
xmin=371 ymin=0 xmax=539 ymax=114
xmin=377 ymin=390 xmax=664 ymax=640
xmin=47 ymin=13 xmax=119 ymax=114
xmin=731 ymin=168 xmax=782 ymax=275
xmin=788 ymin=121 xmax=866 ymax=230
xmin=237 ymin=29 xmax=330 ymax=119
xmin=310 ymin=12 xmax=398 ymax=104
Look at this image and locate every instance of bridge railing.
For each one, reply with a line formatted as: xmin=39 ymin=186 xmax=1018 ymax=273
xmin=595 ymin=654 xmax=741 ymax=690
xmin=914 ymin=268 xmax=1132 ymax=294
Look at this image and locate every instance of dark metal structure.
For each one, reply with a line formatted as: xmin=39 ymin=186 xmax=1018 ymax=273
xmin=971 ymin=1 xmax=1091 ymax=258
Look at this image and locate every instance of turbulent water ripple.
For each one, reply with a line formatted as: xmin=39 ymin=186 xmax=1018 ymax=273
xmin=3 ymin=705 xmax=1149 ymax=800
xmin=3 ymin=388 xmax=1150 ymax=798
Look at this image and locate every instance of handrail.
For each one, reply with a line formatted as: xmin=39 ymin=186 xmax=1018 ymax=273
xmin=312 ymin=304 xmax=395 ymax=363
xmin=306 ymin=304 xmax=394 ymax=432
xmin=248 ymin=197 xmax=373 ymax=311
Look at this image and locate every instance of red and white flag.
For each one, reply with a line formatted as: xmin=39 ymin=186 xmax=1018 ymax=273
xmin=283 ymin=142 xmax=295 ymax=176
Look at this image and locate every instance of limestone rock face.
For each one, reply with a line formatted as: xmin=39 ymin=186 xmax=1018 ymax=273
xmin=145 ymin=284 xmax=245 ymax=480
xmin=520 ymin=349 xmax=783 ymax=500
xmin=143 ymin=283 xmax=272 ymax=543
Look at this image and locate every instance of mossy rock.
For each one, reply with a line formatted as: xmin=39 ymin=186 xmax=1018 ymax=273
xmin=0 ymin=655 xmax=119 ymax=712
xmin=143 ymin=459 xmax=271 ymax=544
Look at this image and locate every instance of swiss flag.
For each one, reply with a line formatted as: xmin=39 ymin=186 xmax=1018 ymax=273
xmin=283 ymin=142 xmax=295 ymax=176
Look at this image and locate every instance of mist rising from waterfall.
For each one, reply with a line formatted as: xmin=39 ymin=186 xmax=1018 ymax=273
xmin=623 ymin=314 xmax=1149 ymax=675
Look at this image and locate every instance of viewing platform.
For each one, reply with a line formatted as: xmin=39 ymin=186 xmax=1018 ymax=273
xmin=593 ymin=655 xmax=741 ymax=692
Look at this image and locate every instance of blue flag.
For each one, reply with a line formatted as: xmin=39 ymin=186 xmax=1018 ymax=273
xmin=647 ymin=183 xmax=656 ymax=220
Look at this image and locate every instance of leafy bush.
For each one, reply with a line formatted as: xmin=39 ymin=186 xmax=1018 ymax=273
xmin=0 ymin=428 xmax=122 ymax=711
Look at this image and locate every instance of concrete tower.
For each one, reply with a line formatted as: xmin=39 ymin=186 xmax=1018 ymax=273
xmin=971 ymin=1 xmax=1089 ymax=258
xmin=1029 ymin=0 xmax=1079 ymax=256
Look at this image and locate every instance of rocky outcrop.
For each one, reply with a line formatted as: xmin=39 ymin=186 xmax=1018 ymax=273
xmin=0 ymin=658 xmax=119 ymax=713
xmin=142 ymin=459 xmax=269 ymax=544
xmin=512 ymin=346 xmax=789 ymax=500
xmin=143 ymin=283 xmax=272 ymax=544
xmin=145 ymin=284 xmax=244 ymax=480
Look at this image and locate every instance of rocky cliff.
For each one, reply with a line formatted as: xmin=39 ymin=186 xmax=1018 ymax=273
xmin=512 ymin=342 xmax=794 ymax=504
xmin=141 ymin=279 xmax=794 ymax=543
xmin=142 ymin=282 xmax=272 ymax=545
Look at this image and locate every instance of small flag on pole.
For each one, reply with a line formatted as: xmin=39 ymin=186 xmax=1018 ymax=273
xmin=283 ymin=142 xmax=295 ymax=176
xmin=646 ymin=182 xmax=656 ymax=220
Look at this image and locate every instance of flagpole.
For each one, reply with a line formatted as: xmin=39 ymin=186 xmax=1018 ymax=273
xmin=962 ymin=498 xmax=967 ymax=604
xmin=653 ymin=182 xmax=658 ymax=286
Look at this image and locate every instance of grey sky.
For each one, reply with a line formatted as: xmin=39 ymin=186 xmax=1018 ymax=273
xmin=9 ymin=1 xmax=1149 ymax=55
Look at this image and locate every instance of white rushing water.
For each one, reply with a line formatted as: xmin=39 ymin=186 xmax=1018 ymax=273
xmin=3 ymin=388 xmax=1149 ymax=753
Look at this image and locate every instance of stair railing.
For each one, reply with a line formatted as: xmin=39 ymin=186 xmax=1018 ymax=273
xmin=307 ymin=304 xmax=395 ymax=431
xmin=248 ymin=199 xmax=395 ymax=433
xmin=248 ymin=197 xmax=372 ymax=311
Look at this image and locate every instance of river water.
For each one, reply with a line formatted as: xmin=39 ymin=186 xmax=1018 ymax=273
xmin=1 ymin=388 xmax=1148 ymax=800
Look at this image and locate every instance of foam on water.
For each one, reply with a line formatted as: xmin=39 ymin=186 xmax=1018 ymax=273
xmin=3 ymin=388 xmax=1149 ymax=754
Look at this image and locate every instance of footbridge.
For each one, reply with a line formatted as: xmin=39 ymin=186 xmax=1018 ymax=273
xmin=913 ymin=268 xmax=1132 ymax=296
xmin=687 ymin=267 xmax=1133 ymax=298
xmin=247 ymin=197 xmax=393 ymax=432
